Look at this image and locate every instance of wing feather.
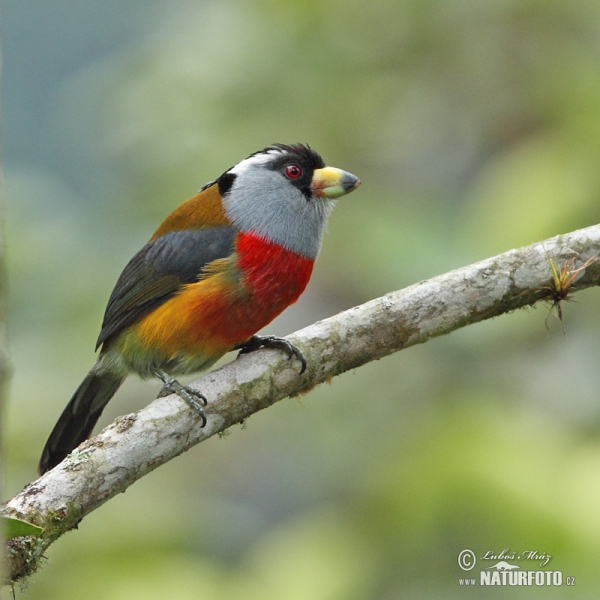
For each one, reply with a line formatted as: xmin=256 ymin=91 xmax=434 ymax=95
xmin=96 ymin=226 xmax=237 ymax=349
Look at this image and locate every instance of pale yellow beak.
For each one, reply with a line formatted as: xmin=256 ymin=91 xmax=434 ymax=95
xmin=311 ymin=166 xmax=361 ymax=199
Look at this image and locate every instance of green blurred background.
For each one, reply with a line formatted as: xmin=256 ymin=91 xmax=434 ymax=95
xmin=5 ymin=0 xmax=600 ymax=597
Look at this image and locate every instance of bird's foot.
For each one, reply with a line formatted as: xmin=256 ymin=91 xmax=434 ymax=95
xmin=236 ymin=335 xmax=307 ymax=374
xmin=155 ymin=370 xmax=207 ymax=427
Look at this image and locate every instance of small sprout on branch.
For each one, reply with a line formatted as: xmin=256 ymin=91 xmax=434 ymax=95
xmin=539 ymin=249 xmax=598 ymax=332
xmin=1 ymin=516 xmax=43 ymax=539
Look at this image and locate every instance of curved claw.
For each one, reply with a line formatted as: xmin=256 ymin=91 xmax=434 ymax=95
xmin=155 ymin=370 xmax=208 ymax=427
xmin=236 ymin=335 xmax=307 ymax=374
xmin=284 ymin=342 xmax=308 ymax=374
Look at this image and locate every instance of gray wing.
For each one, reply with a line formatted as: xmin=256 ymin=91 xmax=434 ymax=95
xmin=96 ymin=226 xmax=237 ymax=349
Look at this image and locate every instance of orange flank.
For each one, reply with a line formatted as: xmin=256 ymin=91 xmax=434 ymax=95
xmin=120 ymin=232 xmax=314 ymax=373
xmin=132 ymin=269 xmax=249 ymax=357
xmin=150 ymin=183 xmax=230 ymax=241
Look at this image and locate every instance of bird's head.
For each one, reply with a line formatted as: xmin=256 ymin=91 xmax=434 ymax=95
xmin=218 ymin=144 xmax=360 ymax=259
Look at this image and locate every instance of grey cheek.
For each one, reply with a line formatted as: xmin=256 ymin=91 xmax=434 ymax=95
xmin=223 ymin=174 xmax=331 ymax=259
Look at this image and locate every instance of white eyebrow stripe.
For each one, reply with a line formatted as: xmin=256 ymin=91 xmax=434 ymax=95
xmin=229 ymin=149 xmax=283 ymax=175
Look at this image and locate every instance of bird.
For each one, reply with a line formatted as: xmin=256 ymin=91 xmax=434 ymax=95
xmin=38 ymin=143 xmax=361 ymax=475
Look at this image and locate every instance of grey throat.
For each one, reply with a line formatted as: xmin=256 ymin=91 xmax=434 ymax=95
xmin=222 ymin=157 xmax=334 ymax=259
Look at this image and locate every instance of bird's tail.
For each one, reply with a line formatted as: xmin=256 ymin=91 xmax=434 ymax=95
xmin=38 ymin=370 xmax=125 ymax=475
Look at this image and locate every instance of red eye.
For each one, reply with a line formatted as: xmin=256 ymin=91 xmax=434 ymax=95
xmin=285 ymin=164 xmax=302 ymax=179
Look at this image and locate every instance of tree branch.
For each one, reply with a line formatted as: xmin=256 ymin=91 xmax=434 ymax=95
xmin=4 ymin=223 xmax=600 ymax=583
